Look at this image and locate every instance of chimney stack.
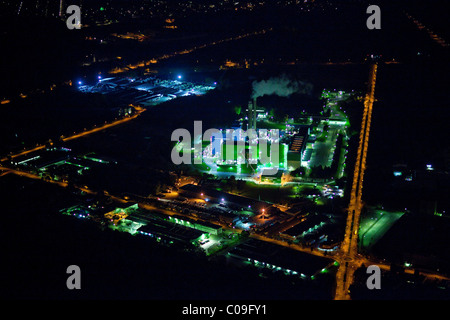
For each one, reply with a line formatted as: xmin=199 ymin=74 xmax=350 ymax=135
xmin=253 ymin=97 xmax=257 ymax=130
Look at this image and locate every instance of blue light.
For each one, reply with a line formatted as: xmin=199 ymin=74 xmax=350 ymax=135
xmin=177 ymin=75 xmax=182 ymax=79
xmin=78 ymin=81 xmax=82 ymax=85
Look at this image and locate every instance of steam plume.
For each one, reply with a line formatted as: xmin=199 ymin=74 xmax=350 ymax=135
xmin=251 ymin=74 xmax=313 ymax=99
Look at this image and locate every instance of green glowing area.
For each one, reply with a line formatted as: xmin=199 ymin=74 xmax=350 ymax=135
xmin=359 ymin=208 xmax=405 ymax=251
xmin=218 ymin=141 xmax=288 ymax=171
xmin=232 ymin=181 xmax=296 ymax=204
xmin=217 ymin=164 xmax=238 ymax=173
xmin=192 ymin=162 xmax=211 ymax=172
xmin=182 ymin=89 xmax=352 ymax=199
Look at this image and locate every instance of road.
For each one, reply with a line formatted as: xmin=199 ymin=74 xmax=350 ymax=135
xmin=251 ymin=233 xmax=331 ymax=259
xmin=61 ymin=109 xmax=145 ymax=142
xmin=334 ymin=63 xmax=378 ymax=300
xmin=0 ymin=108 xmax=145 ymax=163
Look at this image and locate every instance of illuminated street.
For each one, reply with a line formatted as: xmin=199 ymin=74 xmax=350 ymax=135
xmin=334 ymin=63 xmax=378 ymax=300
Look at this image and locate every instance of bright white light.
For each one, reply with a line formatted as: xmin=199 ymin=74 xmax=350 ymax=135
xmin=177 ymin=75 xmax=182 ymax=79
xmin=78 ymin=81 xmax=82 ymax=85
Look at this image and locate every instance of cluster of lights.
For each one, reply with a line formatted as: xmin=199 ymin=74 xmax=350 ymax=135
xmin=247 ymin=258 xmax=304 ymax=277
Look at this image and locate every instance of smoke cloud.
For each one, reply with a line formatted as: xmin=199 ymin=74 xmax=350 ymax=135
xmin=251 ymin=74 xmax=313 ymax=99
